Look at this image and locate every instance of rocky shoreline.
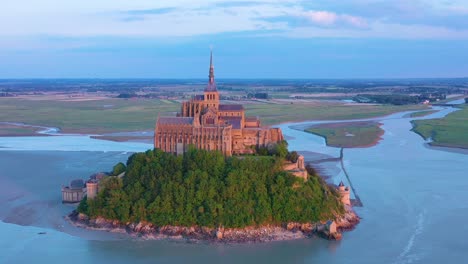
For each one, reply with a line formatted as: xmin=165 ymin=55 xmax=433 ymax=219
xmin=67 ymin=206 xmax=359 ymax=243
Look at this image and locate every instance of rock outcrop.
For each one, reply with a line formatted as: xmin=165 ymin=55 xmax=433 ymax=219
xmin=67 ymin=207 xmax=360 ymax=243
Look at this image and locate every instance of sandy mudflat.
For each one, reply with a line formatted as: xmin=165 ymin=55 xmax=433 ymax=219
xmin=0 ymin=150 xmax=132 ymax=240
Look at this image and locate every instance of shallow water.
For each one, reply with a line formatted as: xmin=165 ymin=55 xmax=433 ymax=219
xmin=0 ymin=135 xmax=151 ymax=152
xmin=0 ymin=106 xmax=467 ymax=264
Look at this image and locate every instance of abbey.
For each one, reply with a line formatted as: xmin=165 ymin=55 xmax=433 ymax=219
xmin=154 ymin=52 xmax=284 ymax=156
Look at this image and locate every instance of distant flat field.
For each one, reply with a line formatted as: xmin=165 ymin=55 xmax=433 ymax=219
xmin=0 ymin=97 xmax=426 ymax=135
xmin=0 ymin=98 xmax=179 ymax=134
xmin=412 ymin=105 xmax=468 ymax=149
xmin=305 ymin=121 xmax=384 ymax=148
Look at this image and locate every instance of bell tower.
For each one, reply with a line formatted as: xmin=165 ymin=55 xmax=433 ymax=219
xmin=204 ymin=49 xmax=219 ymax=110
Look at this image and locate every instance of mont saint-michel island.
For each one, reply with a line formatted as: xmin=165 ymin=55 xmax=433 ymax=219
xmin=3 ymin=1 xmax=468 ymax=261
xmin=66 ymin=53 xmax=359 ymax=243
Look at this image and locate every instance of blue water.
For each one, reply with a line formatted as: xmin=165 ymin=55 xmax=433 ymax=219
xmin=0 ymin=105 xmax=467 ymax=264
xmin=0 ymin=135 xmax=151 ymax=152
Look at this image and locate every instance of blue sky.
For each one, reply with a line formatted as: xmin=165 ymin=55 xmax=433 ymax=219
xmin=1 ymin=0 xmax=468 ymax=78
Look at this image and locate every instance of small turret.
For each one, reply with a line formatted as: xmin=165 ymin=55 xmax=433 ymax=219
xmin=86 ymin=180 xmax=98 ymax=200
xmin=338 ymin=181 xmax=351 ymax=206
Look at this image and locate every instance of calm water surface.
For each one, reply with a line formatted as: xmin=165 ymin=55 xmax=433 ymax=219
xmin=0 ymin=106 xmax=467 ymax=264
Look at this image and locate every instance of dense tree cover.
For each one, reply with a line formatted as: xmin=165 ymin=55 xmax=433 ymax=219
xmin=112 ymin=162 xmax=126 ymax=176
xmin=286 ymin=151 xmax=299 ymax=163
xmin=256 ymin=140 xmax=289 ymax=159
xmin=78 ymin=147 xmax=344 ymax=228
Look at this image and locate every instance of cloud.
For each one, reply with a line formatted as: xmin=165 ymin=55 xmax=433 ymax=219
xmin=341 ymin=15 xmax=368 ymax=28
xmin=301 ymin=10 xmax=368 ymax=28
xmin=306 ymin=11 xmax=338 ymax=26
xmin=0 ymin=1 xmax=298 ymax=37
xmin=285 ymin=21 xmax=468 ymax=40
xmin=125 ymin=7 xmax=177 ymax=15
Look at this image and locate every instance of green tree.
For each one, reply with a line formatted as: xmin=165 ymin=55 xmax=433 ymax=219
xmin=286 ymin=151 xmax=299 ymax=163
xmin=112 ymin=162 xmax=126 ymax=176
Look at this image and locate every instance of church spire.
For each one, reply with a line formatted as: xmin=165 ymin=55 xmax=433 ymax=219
xmin=205 ymin=49 xmax=217 ymax=92
xmin=209 ymin=49 xmax=214 ymax=83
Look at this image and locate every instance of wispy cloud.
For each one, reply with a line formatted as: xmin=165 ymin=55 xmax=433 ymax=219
xmin=125 ymin=7 xmax=177 ymax=16
xmin=306 ymin=11 xmax=338 ymax=26
xmin=1 ymin=0 xmax=468 ymax=40
xmin=300 ymin=10 xmax=368 ymax=28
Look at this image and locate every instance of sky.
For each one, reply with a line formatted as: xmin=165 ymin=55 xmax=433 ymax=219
xmin=1 ymin=0 xmax=468 ymax=79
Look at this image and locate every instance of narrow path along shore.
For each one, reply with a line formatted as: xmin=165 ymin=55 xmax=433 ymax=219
xmin=340 ymin=148 xmax=363 ymax=207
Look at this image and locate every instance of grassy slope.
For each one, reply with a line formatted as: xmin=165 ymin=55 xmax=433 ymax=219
xmin=412 ymin=105 xmax=468 ymax=149
xmin=305 ymin=121 xmax=384 ymax=148
xmin=0 ymin=97 xmax=425 ymax=134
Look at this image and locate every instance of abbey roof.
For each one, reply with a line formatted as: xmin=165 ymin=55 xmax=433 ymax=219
xmin=222 ymin=116 xmax=242 ymax=129
xmin=219 ymin=104 xmax=244 ymax=111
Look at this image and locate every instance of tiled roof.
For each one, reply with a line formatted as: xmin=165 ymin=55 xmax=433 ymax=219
xmin=245 ymin=116 xmax=258 ymax=121
xmin=158 ymin=117 xmax=193 ymax=125
xmin=70 ymin=179 xmax=85 ymax=190
xmin=219 ymin=104 xmax=244 ymax=111
xmin=229 ymin=119 xmax=242 ymax=129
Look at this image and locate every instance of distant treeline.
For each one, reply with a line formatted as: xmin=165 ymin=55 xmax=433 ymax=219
xmin=78 ymin=147 xmax=343 ymax=228
xmin=116 ymin=93 xmax=182 ymax=99
xmin=353 ymin=93 xmax=446 ymax=105
xmin=0 ymin=92 xmax=14 ymax=97
xmin=247 ymin=93 xmax=269 ymax=99
xmin=1 ymin=79 xmax=467 ymax=94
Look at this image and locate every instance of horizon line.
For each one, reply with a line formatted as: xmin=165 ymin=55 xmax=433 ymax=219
xmin=0 ymin=77 xmax=467 ymax=81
